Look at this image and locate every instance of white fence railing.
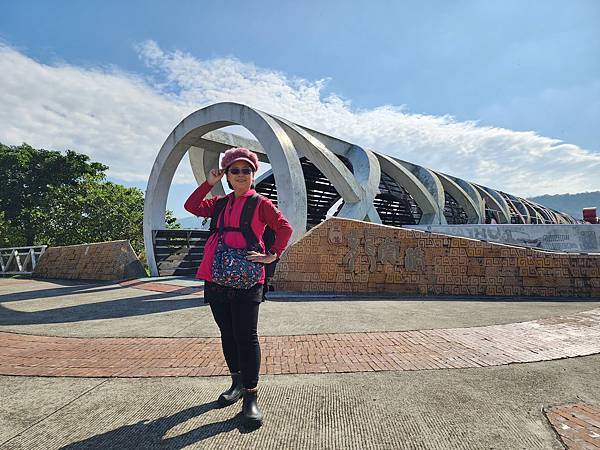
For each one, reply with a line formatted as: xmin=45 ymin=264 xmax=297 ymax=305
xmin=0 ymin=246 xmax=47 ymax=275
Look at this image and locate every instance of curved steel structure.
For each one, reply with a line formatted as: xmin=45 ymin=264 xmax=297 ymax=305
xmin=144 ymin=102 xmax=578 ymax=275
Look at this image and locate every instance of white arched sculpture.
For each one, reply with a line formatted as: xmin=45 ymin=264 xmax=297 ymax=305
xmin=144 ymin=102 xmax=578 ymax=276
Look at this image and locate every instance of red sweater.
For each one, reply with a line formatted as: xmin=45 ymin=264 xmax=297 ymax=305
xmin=183 ymin=181 xmax=293 ymax=284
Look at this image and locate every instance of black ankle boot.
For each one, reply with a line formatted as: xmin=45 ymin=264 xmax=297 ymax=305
xmin=242 ymin=388 xmax=263 ymax=427
xmin=217 ymin=372 xmax=243 ymax=407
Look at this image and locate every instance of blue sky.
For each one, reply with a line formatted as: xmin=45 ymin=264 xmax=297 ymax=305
xmin=1 ymin=0 xmax=599 ymax=217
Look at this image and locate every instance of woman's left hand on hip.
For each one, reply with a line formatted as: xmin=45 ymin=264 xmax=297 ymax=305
xmin=246 ymin=251 xmax=277 ymax=264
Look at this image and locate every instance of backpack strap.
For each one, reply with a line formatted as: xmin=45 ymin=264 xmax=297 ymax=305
xmin=209 ymin=196 xmax=229 ymax=235
xmin=209 ymin=193 xmax=262 ymax=250
xmin=239 ymin=194 xmax=260 ymax=250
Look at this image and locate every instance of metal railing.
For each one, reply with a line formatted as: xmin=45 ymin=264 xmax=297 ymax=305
xmin=152 ymin=230 xmax=210 ymax=276
xmin=0 ymin=246 xmax=47 ymax=275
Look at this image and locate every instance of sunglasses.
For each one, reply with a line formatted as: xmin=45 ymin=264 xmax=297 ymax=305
xmin=228 ymin=167 xmax=253 ymax=175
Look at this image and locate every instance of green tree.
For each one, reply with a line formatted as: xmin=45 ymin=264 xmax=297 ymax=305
xmin=0 ymin=211 xmax=21 ymax=248
xmin=0 ymin=143 xmax=107 ymax=246
xmin=35 ymin=176 xmax=178 ymax=256
xmin=0 ymin=142 xmax=179 ymax=257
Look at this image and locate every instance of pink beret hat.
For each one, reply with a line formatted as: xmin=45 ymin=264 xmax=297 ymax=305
xmin=221 ymin=147 xmax=259 ymax=172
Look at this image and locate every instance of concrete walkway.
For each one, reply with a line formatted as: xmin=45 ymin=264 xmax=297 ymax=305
xmin=1 ymin=278 xmax=600 ymax=449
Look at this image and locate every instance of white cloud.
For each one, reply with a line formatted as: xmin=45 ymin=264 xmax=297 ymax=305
xmin=0 ymin=43 xmax=189 ymax=183
xmin=1 ymin=40 xmax=599 ymax=197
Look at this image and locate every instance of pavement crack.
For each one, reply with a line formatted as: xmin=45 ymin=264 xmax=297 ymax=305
xmin=170 ymin=315 xmax=209 ymax=337
xmin=0 ymin=378 xmax=111 ymax=448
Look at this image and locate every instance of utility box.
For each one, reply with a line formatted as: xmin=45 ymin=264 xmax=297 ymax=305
xmin=583 ymin=207 xmax=598 ymax=224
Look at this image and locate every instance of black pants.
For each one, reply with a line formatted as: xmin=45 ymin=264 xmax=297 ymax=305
xmin=205 ymin=282 xmax=262 ymax=389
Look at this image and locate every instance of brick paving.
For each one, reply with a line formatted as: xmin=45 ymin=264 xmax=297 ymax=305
xmin=0 ymin=307 xmax=599 ymax=378
xmin=545 ymin=403 xmax=600 ymax=449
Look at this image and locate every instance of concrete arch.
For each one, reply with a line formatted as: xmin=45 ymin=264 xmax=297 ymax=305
xmin=433 ymin=171 xmax=482 ymax=224
xmin=272 ymin=116 xmax=361 ymax=202
xmin=341 ymin=145 xmax=382 ymax=223
xmin=190 ymin=112 xmax=382 ymax=225
xmin=510 ymin=196 xmax=533 ymax=224
xmin=144 ymin=102 xmax=306 ymax=276
xmin=527 ymin=200 xmax=554 ymax=224
xmin=505 ymin=196 xmax=526 ymax=224
xmin=188 ymin=145 xmax=225 ymax=198
xmin=480 ymin=186 xmax=512 ymax=222
xmin=376 ymin=154 xmax=442 ymax=224
xmin=394 ymin=159 xmax=446 ymax=224
xmin=280 ymin=122 xmax=382 ymax=223
xmin=269 ymin=116 xmax=382 ymax=223
xmin=520 ymin=198 xmax=546 ymax=224
xmin=473 ymin=184 xmax=511 ymax=223
xmin=443 ymin=175 xmax=485 ymax=219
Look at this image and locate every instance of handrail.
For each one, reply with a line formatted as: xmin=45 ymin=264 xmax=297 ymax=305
xmin=0 ymin=245 xmax=47 ymax=251
xmin=0 ymin=245 xmax=47 ymax=275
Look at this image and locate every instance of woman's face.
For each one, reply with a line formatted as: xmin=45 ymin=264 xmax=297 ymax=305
xmin=226 ymin=160 xmax=255 ymax=192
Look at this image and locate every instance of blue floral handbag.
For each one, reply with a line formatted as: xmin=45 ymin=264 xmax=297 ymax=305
xmin=212 ymin=237 xmax=263 ymax=289
xmin=211 ymin=206 xmax=263 ymax=289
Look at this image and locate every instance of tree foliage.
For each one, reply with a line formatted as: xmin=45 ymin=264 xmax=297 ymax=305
xmin=0 ymin=142 xmax=178 ymax=257
xmin=0 ymin=211 xmax=19 ymax=248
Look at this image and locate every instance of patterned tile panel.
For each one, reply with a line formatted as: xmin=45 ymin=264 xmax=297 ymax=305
xmin=33 ymin=240 xmax=145 ymax=281
xmin=273 ymin=218 xmax=600 ymax=298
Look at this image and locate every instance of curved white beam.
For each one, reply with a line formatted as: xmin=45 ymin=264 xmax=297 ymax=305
xmin=270 ymin=116 xmax=362 ymax=203
xmin=395 ymin=159 xmax=446 ymax=224
xmin=520 ymin=198 xmax=546 ymax=223
xmin=443 ymin=175 xmax=485 ymax=219
xmin=472 ymin=184 xmax=511 ymax=223
xmin=274 ymin=116 xmax=381 ymax=223
xmin=188 ymin=145 xmax=225 ymax=198
xmin=510 ymin=197 xmax=532 ymax=224
xmin=501 ymin=194 xmax=526 ymax=224
xmin=338 ymin=145 xmax=381 ymax=223
xmin=480 ymin=185 xmax=512 ymax=222
xmin=434 ymin=171 xmax=482 ymax=223
xmin=376 ymin=153 xmax=441 ymax=224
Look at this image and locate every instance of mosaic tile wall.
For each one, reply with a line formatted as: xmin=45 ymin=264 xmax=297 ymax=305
xmin=272 ymin=218 xmax=600 ymax=298
xmin=33 ymin=240 xmax=146 ymax=281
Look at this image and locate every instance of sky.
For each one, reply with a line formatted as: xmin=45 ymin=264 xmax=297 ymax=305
xmin=0 ymin=0 xmax=599 ymax=218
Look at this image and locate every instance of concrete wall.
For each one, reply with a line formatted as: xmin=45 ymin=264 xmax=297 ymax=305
xmin=272 ymin=218 xmax=600 ymax=298
xmin=33 ymin=240 xmax=146 ymax=281
xmin=405 ymin=224 xmax=600 ymax=253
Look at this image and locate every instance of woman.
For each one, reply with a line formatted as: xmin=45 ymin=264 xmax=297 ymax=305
xmin=184 ymin=147 xmax=293 ymax=428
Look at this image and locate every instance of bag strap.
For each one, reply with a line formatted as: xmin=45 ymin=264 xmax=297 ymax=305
xmin=239 ymin=194 xmax=260 ymax=249
xmin=209 ymin=193 xmax=262 ymax=250
xmin=209 ymin=196 xmax=229 ymax=235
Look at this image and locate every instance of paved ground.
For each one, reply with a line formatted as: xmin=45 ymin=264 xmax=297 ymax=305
xmin=1 ymin=277 xmax=600 ymax=449
xmin=2 ymin=278 xmax=599 ymax=338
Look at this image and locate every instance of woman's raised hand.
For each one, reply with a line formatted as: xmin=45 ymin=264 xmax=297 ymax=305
xmin=207 ymin=168 xmax=225 ymax=186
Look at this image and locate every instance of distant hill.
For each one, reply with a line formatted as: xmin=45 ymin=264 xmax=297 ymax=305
xmin=528 ymin=191 xmax=600 ymax=219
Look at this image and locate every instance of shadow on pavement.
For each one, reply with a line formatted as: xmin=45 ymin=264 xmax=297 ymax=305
xmin=0 ymin=280 xmax=138 ymax=303
xmin=60 ymin=401 xmax=257 ymax=449
xmin=0 ymin=290 xmax=207 ymax=326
